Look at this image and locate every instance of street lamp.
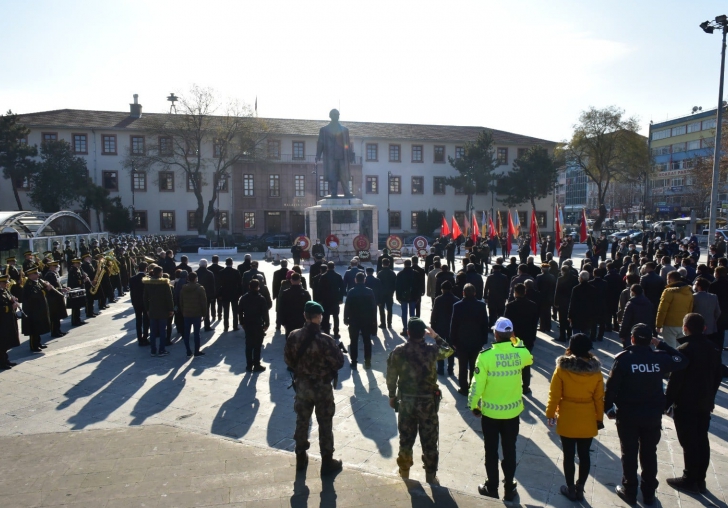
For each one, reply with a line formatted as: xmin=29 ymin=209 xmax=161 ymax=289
xmin=700 ymin=14 xmax=728 ymax=242
xmin=387 ymin=171 xmax=392 ymax=237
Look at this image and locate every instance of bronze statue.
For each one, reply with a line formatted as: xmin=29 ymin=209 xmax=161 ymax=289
xmin=316 ymin=109 xmax=355 ymax=198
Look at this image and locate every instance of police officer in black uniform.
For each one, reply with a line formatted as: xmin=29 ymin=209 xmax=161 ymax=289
xmin=604 ymin=323 xmax=688 ymax=505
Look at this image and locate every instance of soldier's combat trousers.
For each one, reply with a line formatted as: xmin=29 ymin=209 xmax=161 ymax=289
xmin=293 ymin=378 xmax=336 ymax=456
xmin=396 ymin=395 xmax=439 ymax=474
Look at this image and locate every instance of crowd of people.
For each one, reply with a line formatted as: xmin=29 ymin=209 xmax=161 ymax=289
xmin=0 ymin=231 xmax=726 ymax=504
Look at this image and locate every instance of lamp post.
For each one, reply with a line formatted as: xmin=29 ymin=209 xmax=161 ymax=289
xmin=387 ymin=171 xmax=392 ymax=237
xmin=700 ymin=15 xmax=728 ymax=242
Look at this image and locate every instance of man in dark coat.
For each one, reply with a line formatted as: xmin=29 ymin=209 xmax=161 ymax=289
xmin=535 ymin=263 xmax=556 ymax=332
xmin=396 ymin=260 xmax=417 ymax=334
xmin=43 ymin=262 xmax=67 ymax=338
xmin=445 ymin=240 xmax=456 ymax=271
xmin=21 ymin=268 xmax=51 ymax=352
xmin=309 ymin=257 xmax=324 ymax=281
xmin=217 ymin=257 xmax=242 ymax=332
xmin=709 ymin=265 xmax=728 ymax=355
xmin=129 ymin=262 xmax=150 ymax=345
xmin=344 ymin=272 xmax=377 ymax=369
xmin=569 ymin=271 xmax=598 ymax=337
xmin=364 ymin=267 xmax=383 ymax=327
xmin=554 ymin=265 xmax=577 ymax=342
xmin=312 ymin=264 xmax=327 ymax=302
xmin=508 ymin=264 xmax=534 ymax=300
xmin=279 ymin=273 xmax=312 ymax=339
xmin=0 ymin=275 xmax=21 ymax=368
xmin=237 ymin=254 xmax=252 ymax=279
xmin=319 ymin=261 xmax=345 ymax=336
xmin=504 ymin=283 xmax=539 ymax=394
xmin=343 ymin=258 xmax=365 ymax=293
xmin=605 ymin=262 xmax=626 ymax=332
xmin=589 ymin=267 xmax=609 ymax=341
xmin=450 ymin=284 xmax=489 ymax=395
xmin=619 ymin=284 xmax=655 ymax=349
xmin=208 ymin=255 xmax=224 ymax=320
xmin=377 ymin=258 xmax=397 ymax=328
xmin=238 ymin=279 xmax=270 ymax=372
xmin=161 ymin=250 xmax=177 ymax=280
xmin=484 ymin=264 xmax=509 ymax=326
xmin=434 ymin=265 xmax=456 ymax=300
xmin=411 ymin=256 xmax=426 ymax=317
xmin=196 ymin=259 xmax=217 ymax=331
xmin=377 ymin=248 xmax=394 ymax=272
xmin=464 ymin=263 xmax=484 ymax=300
xmin=272 ymin=260 xmax=290 ymax=331
xmin=640 ymin=262 xmax=665 ymax=313
xmin=430 ymin=280 xmax=459 ymax=376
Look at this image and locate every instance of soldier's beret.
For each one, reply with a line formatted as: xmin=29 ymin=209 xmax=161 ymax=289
xmin=25 ymin=267 xmax=38 ymax=275
xmin=304 ymin=301 xmax=324 ymax=315
xmin=407 ymin=317 xmax=426 ymax=337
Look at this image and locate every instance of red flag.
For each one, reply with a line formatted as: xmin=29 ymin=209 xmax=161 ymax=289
xmin=488 ymin=216 xmax=497 ymax=239
xmin=530 ymin=210 xmax=538 ymax=254
xmin=471 ymin=212 xmax=479 ymax=243
xmin=441 ymin=216 xmax=450 ymax=238
xmin=451 ymin=216 xmax=462 ymax=240
xmin=580 ymin=208 xmax=588 ymax=243
xmin=554 ymin=205 xmax=562 ymax=254
xmin=507 ymin=211 xmax=516 ymax=254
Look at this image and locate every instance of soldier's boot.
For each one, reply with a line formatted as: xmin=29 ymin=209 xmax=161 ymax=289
xmin=320 ymin=456 xmax=342 ymax=475
xmin=425 ymin=472 xmax=439 ymax=485
xmin=503 ymin=480 xmax=518 ymax=501
xmin=295 ymin=451 xmax=308 ymax=471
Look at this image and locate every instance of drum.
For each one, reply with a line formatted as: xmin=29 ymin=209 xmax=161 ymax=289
xmin=66 ymin=288 xmax=86 ymax=309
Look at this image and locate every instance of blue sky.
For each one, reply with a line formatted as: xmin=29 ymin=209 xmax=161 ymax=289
xmin=1 ymin=0 xmax=726 ymax=142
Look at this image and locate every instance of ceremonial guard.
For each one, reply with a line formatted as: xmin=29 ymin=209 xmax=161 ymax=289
xmin=5 ymin=256 xmax=22 ymax=299
xmin=21 ymin=267 xmax=51 ymax=353
xmin=43 ymin=262 xmax=68 ymax=337
xmin=0 ymin=275 xmax=20 ymax=369
xmin=22 ymin=250 xmax=36 ymax=273
xmin=284 ymin=301 xmax=345 ymax=475
xmin=66 ymin=258 xmax=87 ymax=326
xmin=386 ymin=317 xmax=454 ymax=484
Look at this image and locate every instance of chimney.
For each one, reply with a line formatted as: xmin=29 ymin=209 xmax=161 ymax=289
xmin=129 ymin=94 xmax=142 ymax=118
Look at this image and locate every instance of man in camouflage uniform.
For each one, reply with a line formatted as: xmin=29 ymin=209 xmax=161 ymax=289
xmin=386 ymin=316 xmax=454 ymax=485
xmin=284 ymin=301 xmax=345 ymax=475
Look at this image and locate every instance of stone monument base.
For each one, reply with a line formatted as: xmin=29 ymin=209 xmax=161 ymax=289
xmin=305 ymin=198 xmax=378 ymax=262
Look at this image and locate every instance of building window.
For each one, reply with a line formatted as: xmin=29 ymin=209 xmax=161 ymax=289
xmin=102 ymin=135 xmax=117 ymax=155
xmin=187 ymin=211 xmax=200 ymax=231
xmin=652 ymin=128 xmax=671 ymax=140
xmin=215 ymin=174 xmax=229 ymax=192
xmin=366 ymin=143 xmax=378 ymax=161
xmin=102 ymin=171 xmax=118 ymax=191
xmin=319 ymin=175 xmax=329 ymax=197
xmin=389 ymin=211 xmax=401 ymax=230
xmin=269 ymin=174 xmax=280 ymax=197
xmin=687 ymin=121 xmax=701 ymax=133
xmin=389 ymin=144 xmax=401 ymax=162
xmin=187 ymin=174 xmax=200 ymax=192
xmin=215 ymin=211 xmax=229 ymax=230
xmin=455 ymin=146 xmax=464 ymax=159
xmin=159 ymin=136 xmax=173 ymax=156
xmin=160 ymin=211 xmax=176 ymax=231
xmin=42 ymin=132 xmax=58 ymax=144
xmin=703 ymin=119 xmax=717 ymax=130
xmin=671 ymin=143 xmax=686 ymax=153
xmin=434 ymin=145 xmax=445 ymax=163
xmin=292 ymin=141 xmax=305 ymax=160
xmin=294 ymin=175 xmax=305 ymax=197
xmin=433 ymin=177 xmax=446 ymax=195
xmin=212 ymin=139 xmax=223 ymax=158
xmin=497 ymin=147 xmax=509 ymax=165
xmin=672 ymin=178 xmax=684 ymax=187
xmin=244 ymin=212 xmax=255 ymax=229
xmin=72 ymin=134 xmax=88 ymax=154
xmin=131 ymin=171 xmax=146 ymax=191
xmin=389 ymin=175 xmax=401 ymax=194
xmin=13 ymin=176 xmax=30 ymax=190
xmin=411 ymin=176 xmax=424 ymax=194
xmin=366 ymin=175 xmax=378 ymax=194
xmin=411 ymin=211 xmax=423 ymax=230
xmin=130 ymin=136 xmax=145 ymax=155
xmin=517 ymin=148 xmax=527 ymax=159
xmin=412 ymin=145 xmax=423 ymax=162
xmin=687 ymin=140 xmax=701 ymax=151
xmin=243 ymin=174 xmax=254 ymax=196
xmin=159 ymin=171 xmax=174 ymax=191
xmin=132 ymin=211 xmax=147 ymax=231
xmin=671 ymin=125 xmax=687 ymax=136
xmin=267 ymin=140 xmax=281 ymax=159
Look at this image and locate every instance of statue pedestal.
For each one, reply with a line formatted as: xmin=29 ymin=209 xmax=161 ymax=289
xmin=305 ymin=198 xmax=378 ymax=262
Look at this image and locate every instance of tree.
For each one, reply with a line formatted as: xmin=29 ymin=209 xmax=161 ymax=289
xmin=445 ymin=130 xmax=498 ymax=215
xmin=498 ymin=145 xmax=557 ymax=210
xmin=27 ymin=140 xmax=90 ymax=212
xmin=124 ymin=85 xmax=265 ymax=235
xmin=81 ymin=184 xmax=111 ymax=231
xmin=104 ymin=197 xmax=134 ymax=234
xmin=416 ymin=208 xmax=444 ymax=236
xmin=0 ymin=110 xmax=38 ymax=210
xmin=560 ymin=106 xmax=650 ymax=231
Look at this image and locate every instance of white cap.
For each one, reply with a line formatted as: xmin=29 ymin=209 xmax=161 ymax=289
xmin=492 ymin=317 xmax=513 ymax=333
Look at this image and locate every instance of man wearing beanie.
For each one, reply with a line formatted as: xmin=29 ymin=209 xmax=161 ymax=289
xmin=469 ymin=317 xmax=533 ymax=501
xmin=386 ymin=316 xmax=453 ymax=485
xmin=284 ymin=301 xmax=345 ymax=475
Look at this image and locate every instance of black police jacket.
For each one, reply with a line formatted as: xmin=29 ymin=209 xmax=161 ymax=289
xmin=604 ymin=342 xmax=688 ymax=424
xmin=665 ymin=334 xmax=723 ymax=413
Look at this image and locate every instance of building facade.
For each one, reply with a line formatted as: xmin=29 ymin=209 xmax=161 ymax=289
xmin=5 ymin=98 xmax=557 ymax=237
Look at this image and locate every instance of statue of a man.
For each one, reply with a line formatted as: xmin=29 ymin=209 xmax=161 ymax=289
xmin=316 ymin=109 xmax=355 ymax=198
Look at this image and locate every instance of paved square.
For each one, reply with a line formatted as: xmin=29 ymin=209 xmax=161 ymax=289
xmin=2 ymin=254 xmax=727 ymax=507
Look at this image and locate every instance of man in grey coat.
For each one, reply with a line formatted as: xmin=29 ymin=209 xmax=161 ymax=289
xmin=692 ymin=277 xmax=722 ymax=346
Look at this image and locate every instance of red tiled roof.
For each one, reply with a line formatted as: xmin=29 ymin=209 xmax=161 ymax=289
xmin=17 ymin=109 xmax=556 ymax=145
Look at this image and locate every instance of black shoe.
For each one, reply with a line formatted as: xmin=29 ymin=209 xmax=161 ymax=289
xmin=666 ymin=476 xmax=700 ymax=494
xmin=252 ymin=364 xmax=266 ymax=372
xmin=31 ymin=348 xmax=42 ymax=353
xmin=320 ymin=457 xmax=342 ymax=475
xmin=7 ymin=362 xmax=17 ymax=367
xmin=223 ymin=328 xmax=228 ymax=332
xmin=138 ymin=339 xmax=150 ymax=347
xmin=378 ymin=324 xmax=386 ymax=329
xmin=457 ymin=388 xmax=469 ymax=396
xmin=503 ymin=481 xmax=518 ymax=502
xmin=78 ymin=321 xmax=88 ymax=326
xmin=559 ymin=485 xmax=577 ymax=501
xmin=574 ymin=481 xmax=585 ymax=500
xmin=0 ymin=364 xmax=11 ymax=370
xmin=194 ymin=351 xmax=206 ymax=357
xmin=477 ymin=484 xmax=498 ymax=498
xmin=232 ymin=326 xmax=240 ymax=331
xmin=615 ymin=485 xmax=636 ymax=504
xmin=204 ymin=328 xmax=212 ymax=332
xmin=86 ymin=315 xmax=96 ymax=319
xmin=522 ymin=387 xmax=532 ymax=395
xmin=246 ymin=365 xmax=253 ymax=372
xmin=186 ymin=350 xmax=193 ymax=357
xmin=643 ymin=492 xmax=655 ymax=506
xmin=338 ymin=342 xmax=348 ymax=354
xmin=39 ymin=344 xmax=47 ymax=349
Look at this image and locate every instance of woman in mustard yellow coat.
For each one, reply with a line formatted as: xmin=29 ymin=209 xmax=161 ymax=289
xmin=546 ymin=333 xmax=604 ymax=501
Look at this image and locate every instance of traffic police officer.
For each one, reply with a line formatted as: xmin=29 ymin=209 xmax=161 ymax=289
xmin=604 ymin=323 xmax=688 ymax=505
xmin=386 ymin=316 xmax=453 ymax=484
xmin=468 ymin=317 xmax=533 ymax=501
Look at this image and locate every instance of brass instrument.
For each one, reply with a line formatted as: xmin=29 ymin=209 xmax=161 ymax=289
xmin=89 ymin=258 xmax=106 ymax=295
xmin=34 ymin=253 xmax=45 ymax=273
xmin=104 ymin=250 xmax=121 ymax=276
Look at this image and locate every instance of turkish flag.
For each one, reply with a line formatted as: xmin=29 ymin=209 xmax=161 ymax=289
xmin=530 ymin=210 xmax=539 ymax=255
xmin=580 ymin=208 xmax=588 ymax=243
xmin=441 ymin=216 xmax=450 ymax=238
xmin=451 ymin=217 xmax=462 ymax=239
xmin=507 ymin=211 xmax=516 ymax=254
xmin=488 ymin=216 xmax=497 ymax=239
xmin=471 ymin=212 xmax=479 ymax=243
